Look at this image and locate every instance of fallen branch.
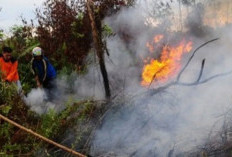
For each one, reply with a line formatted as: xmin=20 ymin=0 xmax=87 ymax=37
xmin=0 ymin=114 xmax=86 ymax=157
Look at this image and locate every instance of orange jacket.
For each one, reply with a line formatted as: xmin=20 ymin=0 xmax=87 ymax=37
xmin=0 ymin=56 xmax=19 ymax=82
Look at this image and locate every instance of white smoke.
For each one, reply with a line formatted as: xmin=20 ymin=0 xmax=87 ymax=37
xmin=23 ymin=0 xmax=232 ymax=155
xmin=24 ymin=76 xmax=75 ymax=114
xmin=90 ymin=0 xmax=232 ymax=156
xmin=24 ymin=88 xmax=55 ymax=114
xmin=24 ymin=65 xmax=106 ymax=114
xmin=74 ymin=64 xmax=105 ymax=100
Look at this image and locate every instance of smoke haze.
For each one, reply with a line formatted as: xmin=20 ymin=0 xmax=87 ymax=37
xmin=90 ymin=0 xmax=232 ymax=156
xmin=23 ymin=0 xmax=232 ymax=156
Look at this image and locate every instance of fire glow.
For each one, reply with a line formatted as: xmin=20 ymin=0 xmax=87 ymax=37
xmin=141 ymin=35 xmax=193 ymax=87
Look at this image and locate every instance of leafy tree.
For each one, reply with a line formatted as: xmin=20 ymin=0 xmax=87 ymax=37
xmin=35 ymin=0 xmax=91 ymax=69
xmin=9 ymin=25 xmax=27 ymax=52
xmin=34 ymin=0 xmax=131 ymax=69
xmin=0 ymin=29 xmax=3 ymax=42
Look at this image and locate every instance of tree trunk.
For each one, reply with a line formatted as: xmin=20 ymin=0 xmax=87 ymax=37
xmin=87 ymin=0 xmax=111 ymax=99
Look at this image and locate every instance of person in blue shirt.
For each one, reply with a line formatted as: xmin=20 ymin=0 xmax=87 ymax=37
xmin=31 ymin=47 xmax=56 ymax=92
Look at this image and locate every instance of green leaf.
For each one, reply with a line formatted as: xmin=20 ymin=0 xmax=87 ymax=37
xmin=1 ymin=106 xmax=12 ymax=114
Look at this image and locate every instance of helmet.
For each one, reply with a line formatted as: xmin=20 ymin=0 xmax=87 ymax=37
xmin=32 ymin=47 xmax=42 ymax=56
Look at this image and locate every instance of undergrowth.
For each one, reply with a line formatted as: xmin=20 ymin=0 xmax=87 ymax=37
xmin=0 ymin=82 xmax=104 ymax=156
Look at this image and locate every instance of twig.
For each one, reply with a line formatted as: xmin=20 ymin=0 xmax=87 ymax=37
xmin=148 ymin=65 xmax=167 ymax=88
xmin=176 ymin=70 xmax=232 ymax=86
xmin=146 ymin=38 xmax=232 ymax=94
xmin=197 ymin=71 xmax=232 ymax=84
xmin=177 ymin=38 xmax=219 ymax=82
xmin=196 ymin=59 xmax=205 ymax=83
xmin=0 ymin=114 xmax=86 ymax=157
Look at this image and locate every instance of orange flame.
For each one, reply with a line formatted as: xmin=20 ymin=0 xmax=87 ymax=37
xmin=141 ymin=38 xmax=192 ymax=87
xmin=146 ymin=34 xmax=164 ymax=52
xmin=153 ymin=34 xmax=164 ymax=43
xmin=146 ymin=42 xmax=154 ymax=52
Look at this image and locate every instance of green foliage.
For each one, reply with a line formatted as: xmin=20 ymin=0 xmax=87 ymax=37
xmin=0 ymin=1 xmax=115 ymax=155
xmin=71 ymin=21 xmax=85 ymax=38
xmin=10 ymin=25 xmax=24 ymax=39
xmin=0 ymin=25 xmax=39 ymax=93
xmin=0 ymin=75 xmax=103 ymax=156
xmin=39 ymin=109 xmax=60 ymax=138
xmin=8 ymin=25 xmax=27 ymax=53
xmin=0 ymin=23 xmax=100 ymax=155
xmin=0 ymin=82 xmax=18 ymax=106
xmin=1 ymin=105 xmax=12 ymax=114
xmin=58 ymin=65 xmax=75 ymax=76
xmin=102 ymin=24 xmax=114 ymax=37
xmin=0 ymin=29 xmax=4 ymax=41
xmin=0 ymin=123 xmax=13 ymax=141
xmin=35 ymin=0 xmax=91 ymax=67
xmin=77 ymin=13 xmax=84 ymax=21
xmin=19 ymin=38 xmax=39 ymax=58
xmin=18 ymin=59 xmax=36 ymax=93
xmin=0 ymin=81 xmax=32 ymax=155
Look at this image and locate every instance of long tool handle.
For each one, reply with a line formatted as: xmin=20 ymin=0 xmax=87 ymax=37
xmin=0 ymin=114 xmax=86 ymax=157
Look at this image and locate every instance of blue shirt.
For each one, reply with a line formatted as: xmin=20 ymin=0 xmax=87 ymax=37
xmin=31 ymin=56 xmax=56 ymax=82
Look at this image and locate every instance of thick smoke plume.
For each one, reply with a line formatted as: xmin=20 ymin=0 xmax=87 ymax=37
xmin=90 ymin=0 xmax=232 ymax=156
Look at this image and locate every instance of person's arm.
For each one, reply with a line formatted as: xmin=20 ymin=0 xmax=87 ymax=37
xmin=42 ymin=58 xmax=47 ymax=82
xmin=5 ymin=61 xmax=19 ymax=82
xmin=31 ymin=58 xmax=42 ymax=87
xmin=35 ymin=75 xmax=42 ymax=87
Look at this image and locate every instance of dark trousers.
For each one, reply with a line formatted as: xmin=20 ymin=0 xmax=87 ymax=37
xmin=43 ymin=78 xmax=56 ymax=101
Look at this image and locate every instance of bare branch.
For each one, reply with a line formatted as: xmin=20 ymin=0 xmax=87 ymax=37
xmin=177 ymin=38 xmax=219 ymax=82
xmin=175 ymin=58 xmax=206 ymax=86
xmin=198 ymin=71 xmax=232 ymax=84
xmin=136 ymin=38 xmax=231 ymax=98
xmin=176 ymin=70 xmax=232 ymax=86
xmin=196 ymin=58 xmax=205 ymax=83
xmin=149 ymin=65 xmax=167 ymax=88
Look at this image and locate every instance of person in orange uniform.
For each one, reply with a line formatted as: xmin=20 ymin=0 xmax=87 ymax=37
xmin=0 ymin=46 xmax=19 ymax=83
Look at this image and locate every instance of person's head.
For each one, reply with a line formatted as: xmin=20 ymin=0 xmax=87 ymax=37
xmin=32 ymin=47 xmax=43 ymax=60
xmin=2 ymin=46 xmax=12 ymax=62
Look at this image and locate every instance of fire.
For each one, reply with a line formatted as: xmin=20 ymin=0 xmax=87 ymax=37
xmin=141 ymin=37 xmax=192 ymax=87
xmin=146 ymin=34 xmax=164 ymax=52
xmin=153 ymin=34 xmax=164 ymax=43
xmin=146 ymin=42 xmax=154 ymax=52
